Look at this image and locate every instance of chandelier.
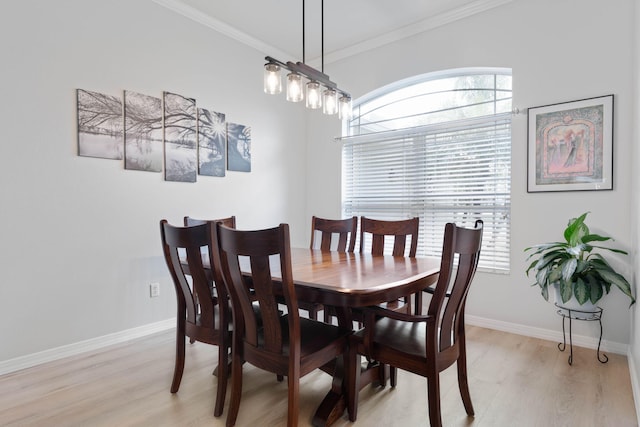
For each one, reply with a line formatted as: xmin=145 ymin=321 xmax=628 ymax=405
xmin=263 ymin=0 xmax=352 ymax=119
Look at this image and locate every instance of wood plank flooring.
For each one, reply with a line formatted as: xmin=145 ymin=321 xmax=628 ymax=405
xmin=0 ymin=326 xmax=636 ymax=426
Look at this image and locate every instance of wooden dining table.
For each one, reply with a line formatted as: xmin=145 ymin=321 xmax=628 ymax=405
xmin=262 ymin=248 xmax=441 ymax=426
xmin=187 ymin=247 xmax=439 ymax=425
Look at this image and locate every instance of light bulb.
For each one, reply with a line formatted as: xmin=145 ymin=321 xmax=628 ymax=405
xmin=323 ymin=89 xmax=338 ymax=115
xmin=339 ymin=95 xmax=352 ymax=120
xmin=306 ymin=81 xmax=322 ymax=109
xmin=263 ymin=63 xmax=282 ymax=95
xmin=286 ymin=73 xmax=304 ymax=102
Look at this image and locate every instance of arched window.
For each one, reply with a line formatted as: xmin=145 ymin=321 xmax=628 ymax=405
xmin=341 ymin=68 xmax=512 ymax=272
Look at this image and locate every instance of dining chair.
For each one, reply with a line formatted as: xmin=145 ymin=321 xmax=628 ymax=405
xmin=359 ymin=216 xmax=420 ymax=312
xmin=160 ymin=220 xmax=231 ymax=417
xmin=310 ymin=215 xmax=357 ymax=252
xmin=184 ymin=215 xmax=236 ymax=228
xmin=214 ymin=222 xmax=353 ymax=427
xmin=358 ymin=216 xmax=420 ymax=385
xmin=183 ymin=216 xmax=236 ymax=343
xmin=306 ymin=215 xmax=357 ymax=322
xmin=347 ymin=220 xmax=483 ymax=427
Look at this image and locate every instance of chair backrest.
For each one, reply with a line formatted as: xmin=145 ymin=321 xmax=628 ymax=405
xmin=160 ymin=220 xmax=229 ymax=341
xmin=359 ymin=216 xmax=419 ymax=257
xmin=215 ymin=223 xmax=300 ymax=358
xmin=184 ymin=215 xmax=236 ymax=228
xmin=427 ymin=220 xmax=483 ymax=355
xmin=310 ymin=216 xmax=357 ymax=252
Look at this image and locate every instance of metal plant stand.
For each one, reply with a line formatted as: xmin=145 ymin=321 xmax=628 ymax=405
xmin=555 ymin=303 xmax=607 ymax=365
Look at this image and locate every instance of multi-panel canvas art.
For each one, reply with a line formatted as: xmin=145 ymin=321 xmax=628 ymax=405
xmin=124 ymin=91 xmax=163 ymax=172
xmin=227 ymin=122 xmax=251 ymax=172
xmin=77 ymin=89 xmax=123 ymax=160
xmin=77 ymin=87 xmax=250 ymax=181
xmin=198 ymin=108 xmax=226 ymax=177
xmin=163 ymin=92 xmax=197 ymax=183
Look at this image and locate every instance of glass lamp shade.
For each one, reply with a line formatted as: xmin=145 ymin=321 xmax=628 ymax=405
xmin=322 ymin=89 xmax=338 ymax=115
xmin=306 ymin=81 xmax=322 ymax=109
xmin=339 ymin=95 xmax=353 ymax=120
xmin=263 ymin=63 xmax=282 ymax=94
xmin=286 ymin=73 xmax=304 ymax=102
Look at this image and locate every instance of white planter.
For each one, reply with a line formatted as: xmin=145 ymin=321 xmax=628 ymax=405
xmin=553 ymin=283 xmax=597 ymax=312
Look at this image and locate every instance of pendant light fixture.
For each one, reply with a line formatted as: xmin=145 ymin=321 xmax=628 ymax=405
xmin=263 ymin=0 xmax=351 ymax=119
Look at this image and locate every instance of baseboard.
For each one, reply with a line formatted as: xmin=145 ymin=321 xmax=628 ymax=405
xmin=466 ymin=314 xmax=629 ymax=355
xmin=0 ymin=318 xmax=176 ymax=376
xmin=0 ymin=314 xmax=630 ymax=377
xmin=628 ymin=349 xmax=640 ymax=426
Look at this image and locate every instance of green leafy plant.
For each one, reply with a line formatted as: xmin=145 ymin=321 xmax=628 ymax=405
xmin=525 ymin=212 xmax=635 ymax=307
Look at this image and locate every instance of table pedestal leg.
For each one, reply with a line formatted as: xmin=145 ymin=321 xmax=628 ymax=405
xmin=312 ymin=307 xmax=387 ymax=426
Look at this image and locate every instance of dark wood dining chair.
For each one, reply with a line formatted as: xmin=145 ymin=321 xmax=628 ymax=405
xmin=347 ymin=220 xmax=483 ymax=427
xmin=359 ymin=216 xmax=419 ymax=259
xmin=358 ymin=216 xmax=420 ymax=384
xmin=183 ymin=216 xmax=236 ymax=343
xmin=305 ymin=215 xmax=357 ymax=322
xmin=214 ymin=223 xmax=353 ymax=427
xmin=310 ymin=215 xmax=357 ymax=253
xmin=359 ymin=216 xmax=420 ymax=313
xmin=184 ymin=215 xmax=236 ymax=228
xmin=160 ymin=220 xmax=231 ymax=417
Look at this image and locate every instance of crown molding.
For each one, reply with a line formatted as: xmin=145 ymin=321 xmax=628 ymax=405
xmin=324 ymin=0 xmax=514 ymax=64
xmin=153 ymin=0 xmax=513 ymax=66
xmin=151 ymin=0 xmax=290 ymax=60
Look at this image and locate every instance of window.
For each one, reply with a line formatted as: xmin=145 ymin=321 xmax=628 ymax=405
xmin=341 ymin=69 xmax=511 ymax=272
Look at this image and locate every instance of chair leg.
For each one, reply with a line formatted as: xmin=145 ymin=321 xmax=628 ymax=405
xmin=457 ymin=339 xmax=475 ymax=415
xmin=214 ymin=345 xmax=228 ymax=417
xmin=390 ymin=366 xmax=397 ymax=387
xmin=170 ymin=325 xmax=186 ymax=393
xmin=414 ymin=291 xmax=423 ymax=315
xmin=287 ymin=368 xmax=300 ymax=427
xmin=377 ymin=363 xmax=389 ymax=387
xmin=226 ymin=351 xmax=244 ymax=427
xmin=427 ymin=373 xmax=443 ymax=427
xmin=347 ymin=342 xmax=361 ymax=421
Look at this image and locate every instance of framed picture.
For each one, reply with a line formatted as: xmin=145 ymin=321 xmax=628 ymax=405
xmin=527 ymin=94 xmax=613 ymax=192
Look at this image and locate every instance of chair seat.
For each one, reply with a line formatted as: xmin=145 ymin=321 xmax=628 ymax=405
xmin=284 ymin=315 xmax=350 ymax=356
xmin=354 ymin=317 xmax=426 ymax=359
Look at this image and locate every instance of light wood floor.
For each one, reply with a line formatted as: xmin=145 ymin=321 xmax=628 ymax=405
xmin=0 ymin=326 xmax=637 ymax=426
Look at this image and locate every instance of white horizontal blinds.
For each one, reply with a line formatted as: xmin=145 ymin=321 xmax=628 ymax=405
xmin=342 ymin=114 xmax=511 ymax=271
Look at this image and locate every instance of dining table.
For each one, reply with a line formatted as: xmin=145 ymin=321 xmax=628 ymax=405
xmin=189 ymin=246 xmax=440 ymax=425
xmin=260 ymin=248 xmax=441 ymax=426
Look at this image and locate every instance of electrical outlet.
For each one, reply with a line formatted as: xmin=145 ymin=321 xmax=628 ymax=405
xmin=150 ymin=282 xmax=160 ymax=298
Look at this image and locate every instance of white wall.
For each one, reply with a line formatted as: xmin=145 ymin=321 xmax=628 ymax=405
xmin=308 ymin=0 xmax=637 ymax=345
xmin=630 ymin=0 xmax=640 ymax=406
xmin=0 ymin=0 xmax=310 ymax=361
xmin=1 ymin=0 xmax=637 ymax=371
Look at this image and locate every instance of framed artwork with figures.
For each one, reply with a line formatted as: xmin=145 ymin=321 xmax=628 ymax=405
xmin=527 ymin=95 xmax=613 ymax=192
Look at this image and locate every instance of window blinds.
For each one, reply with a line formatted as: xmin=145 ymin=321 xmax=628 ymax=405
xmin=341 ymin=113 xmax=511 ymax=272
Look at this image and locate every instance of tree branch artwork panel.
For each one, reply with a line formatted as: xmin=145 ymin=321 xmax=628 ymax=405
xmin=124 ymin=91 xmax=163 ymax=172
xmin=77 ymin=89 xmax=123 ymax=160
xmin=163 ymin=92 xmax=197 ymax=182
xmin=198 ymin=108 xmax=226 ymax=177
xmin=227 ymin=122 xmax=251 ymax=172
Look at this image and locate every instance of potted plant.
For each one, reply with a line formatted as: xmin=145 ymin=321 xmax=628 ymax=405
xmin=525 ymin=212 xmax=635 ymax=309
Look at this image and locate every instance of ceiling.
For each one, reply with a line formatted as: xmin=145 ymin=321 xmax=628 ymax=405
xmin=157 ymin=0 xmax=512 ymax=65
